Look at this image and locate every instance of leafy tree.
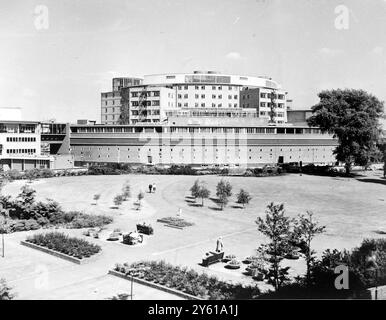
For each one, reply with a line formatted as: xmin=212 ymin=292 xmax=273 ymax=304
xmin=18 ymin=184 xmax=36 ymax=206
xmin=197 ymin=185 xmax=210 ymax=207
xmin=256 ymin=203 xmax=293 ymax=290
xmin=293 ymin=211 xmax=326 ymax=285
xmin=236 ymin=189 xmax=252 ymax=208
xmin=93 ymin=194 xmax=101 ymax=205
xmin=307 ymin=89 xmax=384 ymax=175
xmin=190 ymin=179 xmax=201 ymax=200
xmin=113 ymin=194 xmax=124 ymax=208
xmin=0 ymin=278 xmax=15 ymax=300
xmin=121 ymin=181 xmax=131 ymax=201
xmin=135 ymin=191 xmax=145 ymax=210
xmin=216 ymin=180 xmax=232 ymax=210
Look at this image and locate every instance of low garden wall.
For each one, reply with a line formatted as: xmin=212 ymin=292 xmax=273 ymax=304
xmin=108 ymin=270 xmax=201 ymax=300
xmin=20 ymin=241 xmax=97 ymax=264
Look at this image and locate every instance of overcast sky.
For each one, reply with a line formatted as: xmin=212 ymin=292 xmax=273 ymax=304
xmin=0 ymin=0 xmax=385 ymax=124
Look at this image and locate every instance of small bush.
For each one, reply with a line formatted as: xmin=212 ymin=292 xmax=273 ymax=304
xmin=7 ymin=219 xmax=40 ymax=232
xmin=0 ymin=279 xmax=15 ymax=300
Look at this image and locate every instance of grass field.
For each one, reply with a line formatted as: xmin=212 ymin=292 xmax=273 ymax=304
xmin=2 ymin=172 xmax=386 ymax=299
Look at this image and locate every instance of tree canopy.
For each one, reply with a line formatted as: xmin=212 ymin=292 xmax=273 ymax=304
xmin=307 ymin=89 xmax=384 ymax=174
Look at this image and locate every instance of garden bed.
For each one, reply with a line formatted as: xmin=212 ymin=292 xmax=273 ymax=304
xmin=22 ymin=232 xmax=101 ymax=264
xmin=112 ymin=261 xmax=260 ymax=300
xmin=156 ymin=217 xmax=194 ymax=229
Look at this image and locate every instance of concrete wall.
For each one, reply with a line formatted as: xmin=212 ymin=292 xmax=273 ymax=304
xmin=70 ymin=131 xmax=337 ymax=167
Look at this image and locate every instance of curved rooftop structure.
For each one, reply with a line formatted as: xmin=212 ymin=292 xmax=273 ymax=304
xmin=142 ymin=71 xmax=282 ymax=90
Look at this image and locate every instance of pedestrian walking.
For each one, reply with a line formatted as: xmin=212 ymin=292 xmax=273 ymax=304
xmin=148 ymin=184 xmax=153 ymax=193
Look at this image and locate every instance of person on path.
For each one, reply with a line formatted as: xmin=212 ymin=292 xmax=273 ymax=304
xmin=148 ymin=184 xmax=153 ymax=193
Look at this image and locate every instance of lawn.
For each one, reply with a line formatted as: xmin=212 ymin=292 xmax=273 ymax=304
xmin=2 ymin=172 xmax=386 ymax=297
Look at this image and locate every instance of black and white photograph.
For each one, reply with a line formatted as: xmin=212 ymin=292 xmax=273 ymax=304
xmin=1 ymin=0 xmax=386 ymax=308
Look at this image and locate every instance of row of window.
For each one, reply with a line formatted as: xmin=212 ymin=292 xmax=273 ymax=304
xmin=177 ymin=85 xmax=237 ymax=91
xmin=131 ymin=91 xmax=160 ymax=98
xmin=258 ymin=93 xmax=286 ymax=100
xmin=177 ymin=103 xmax=239 ymax=108
xmin=75 ymin=126 xmax=321 ymax=134
xmin=6 ymin=137 xmax=37 ymax=142
xmin=6 ymin=149 xmax=36 ymax=154
xmin=103 ymin=99 xmax=120 ymax=106
xmin=102 ymin=92 xmax=120 ymax=98
xmin=131 ymin=110 xmax=160 ymax=116
xmin=79 ymin=146 xmax=329 ymax=153
xmin=131 ymin=100 xmax=160 ymax=107
xmin=242 ymin=102 xmax=285 ymax=108
xmin=103 ymin=108 xmax=121 ymax=113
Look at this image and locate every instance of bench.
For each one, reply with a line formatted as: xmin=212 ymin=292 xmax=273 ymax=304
xmin=202 ymin=251 xmax=224 ymax=267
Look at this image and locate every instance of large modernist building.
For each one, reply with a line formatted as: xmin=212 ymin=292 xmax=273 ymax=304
xmin=1 ymin=71 xmax=343 ymax=171
xmin=70 ymin=115 xmax=338 ymax=168
xmin=74 ymin=70 xmax=339 ymax=168
xmin=101 ymin=71 xmax=288 ymax=125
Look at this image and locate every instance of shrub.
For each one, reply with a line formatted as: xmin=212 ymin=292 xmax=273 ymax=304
xmin=0 ymin=279 xmax=15 ymax=300
xmin=26 ymin=232 xmax=101 ymax=259
xmin=8 ymin=219 xmax=40 ymax=232
xmin=68 ymin=213 xmax=113 ymax=229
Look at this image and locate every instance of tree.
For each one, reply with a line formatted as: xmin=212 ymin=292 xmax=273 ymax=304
xmin=197 ymin=185 xmax=210 ymax=207
xmin=137 ymin=191 xmax=144 ymax=210
xmin=190 ymin=179 xmax=201 ymax=200
xmin=121 ymin=181 xmax=131 ymax=201
xmin=236 ymin=189 xmax=252 ymax=208
xmin=93 ymin=194 xmax=101 ymax=205
xmin=216 ymin=180 xmax=232 ymax=210
xmin=0 ymin=278 xmax=15 ymax=300
xmin=293 ymin=211 xmax=326 ymax=286
xmin=113 ymin=194 xmax=124 ymax=208
xmin=307 ymin=89 xmax=384 ymax=175
xmin=18 ymin=184 xmax=36 ymax=206
xmin=0 ymin=178 xmax=9 ymax=257
xmin=256 ymin=203 xmax=293 ymax=290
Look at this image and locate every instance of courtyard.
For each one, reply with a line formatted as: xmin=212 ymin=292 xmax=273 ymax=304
xmin=1 ymin=172 xmax=386 ymax=299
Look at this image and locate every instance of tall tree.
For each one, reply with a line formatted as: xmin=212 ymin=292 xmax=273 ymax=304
xmin=307 ymin=89 xmax=384 ymax=175
xmin=121 ymin=181 xmax=131 ymax=201
xmin=93 ymin=194 xmax=101 ymax=205
xmin=190 ymin=179 xmax=201 ymax=200
xmin=293 ymin=211 xmax=326 ymax=286
xmin=256 ymin=202 xmax=293 ymax=290
xmin=216 ymin=180 xmax=232 ymax=210
xmin=197 ymin=185 xmax=210 ymax=207
xmin=236 ymin=189 xmax=252 ymax=208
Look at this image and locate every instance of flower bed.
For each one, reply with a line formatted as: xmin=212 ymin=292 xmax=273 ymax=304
xmin=113 ymin=260 xmax=260 ymax=300
xmin=156 ymin=217 xmax=194 ymax=228
xmin=25 ymin=232 xmax=101 ymax=259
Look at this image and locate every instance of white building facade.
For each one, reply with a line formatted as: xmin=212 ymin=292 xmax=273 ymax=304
xmin=101 ymin=71 xmax=288 ymax=125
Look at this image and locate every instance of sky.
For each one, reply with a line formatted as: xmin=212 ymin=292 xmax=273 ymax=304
xmin=0 ymin=0 xmax=385 ymax=124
